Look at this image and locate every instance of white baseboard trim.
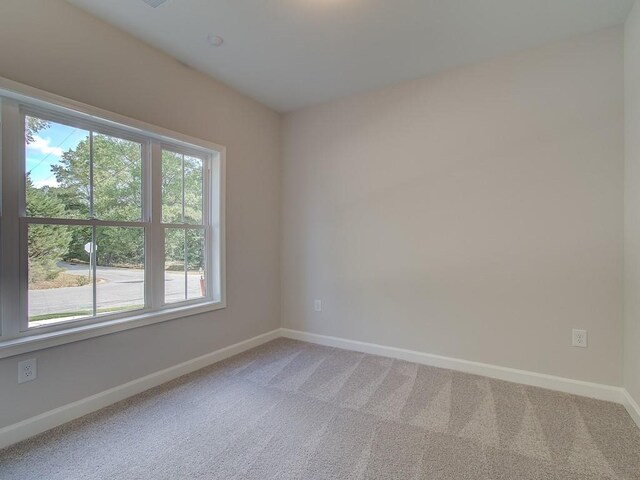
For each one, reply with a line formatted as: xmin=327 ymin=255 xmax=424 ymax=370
xmin=0 ymin=328 xmax=281 ymax=451
xmin=623 ymin=389 xmax=640 ymax=428
xmin=2 ymin=327 xmax=636 ymax=452
xmin=280 ymin=328 xmax=625 ymax=404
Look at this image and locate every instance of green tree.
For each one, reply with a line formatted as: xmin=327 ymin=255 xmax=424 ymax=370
xmin=161 ymin=151 xmax=203 ymax=224
xmin=51 ymin=136 xmax=204 ymax=268
xmin=162 ymin=151 xmax=204 ymax=271
xmin=25 ymin=116 xmax=74 ymax=283
xmin=29 ymin=132 xmax=204 ymax=270
xmin=26 ymin=116 xmax=49 ymax=144
xmin=49 ymin=134 xmax=142 ymax=266
xmin=51 ymin=135 xmax=90 ymax=218
xmin=26 ymin=177 xmax=72 ymax=283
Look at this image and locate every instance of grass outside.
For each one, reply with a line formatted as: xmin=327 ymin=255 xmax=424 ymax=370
xmin=29 ymin=272 xmax=91 ymax=290
xmin=29 ymin=304 xmax=144 ymax=324
xmin=30 ymin=271 xmax=111 ymax=290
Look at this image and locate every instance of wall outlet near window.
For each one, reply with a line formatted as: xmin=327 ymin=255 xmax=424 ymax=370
xmin=572 ymin=329 xmax=587 ymax=348
xmin=314 ymin=300 xmax=322 ymax=312
xmin=18 ymin=358 xmax=37 ymax=383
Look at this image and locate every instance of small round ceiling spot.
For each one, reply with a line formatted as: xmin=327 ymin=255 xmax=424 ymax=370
xmin=207 ymin=35 xmax=224 ymax=47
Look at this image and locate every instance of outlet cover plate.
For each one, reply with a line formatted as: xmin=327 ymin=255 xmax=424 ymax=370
xmin=18 ymin=358 xmax=37 ymax=383
xmin=572 ymin=329 xmax=587 ymax=348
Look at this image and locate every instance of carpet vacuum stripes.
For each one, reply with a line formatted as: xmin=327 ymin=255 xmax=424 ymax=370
xmin=1 ymin=338 xmax=639 ymax=479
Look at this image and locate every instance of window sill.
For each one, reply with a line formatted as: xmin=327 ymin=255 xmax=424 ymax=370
xmin=0 ymin=301 xmax=226 ymax=360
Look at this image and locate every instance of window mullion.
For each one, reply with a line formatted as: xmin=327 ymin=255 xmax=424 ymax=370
xmin=204 ymin=158 xmax=213 ymax=300
xmin=89 ymin=131 xmax=94 ymax=218
xmin=92 ymin=225 xmax=97 ymax=317
xmin=181 ymin=153 xmax=185 ymax=223
xmin=141 ymin=141 xmax=152 ymax=312
xmin=183 ymin=228 xmax=188 ymax=301
xmin=206 ymin=155 xmax=218 ymax=301
xmin=89 ymin=132 xmax=96 ymax=317
xmin=149 ymin=141 xmax=164 ymax=309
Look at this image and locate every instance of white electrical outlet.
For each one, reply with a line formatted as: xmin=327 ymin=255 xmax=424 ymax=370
xmin=18 ymin=358 xmax=37 ymax=383
xmin=572 ymin=329 xmax=588 ymax=348
xmin=314 ymin=300 xmax=322 ymax=312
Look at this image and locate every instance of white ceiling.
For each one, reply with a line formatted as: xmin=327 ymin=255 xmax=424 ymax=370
xmin=67 ymin=0 xmax=635 ymax=112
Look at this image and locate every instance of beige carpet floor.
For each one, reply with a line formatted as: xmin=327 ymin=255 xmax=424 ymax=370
xmin=1 ymin=338 xmax=639 ymax=479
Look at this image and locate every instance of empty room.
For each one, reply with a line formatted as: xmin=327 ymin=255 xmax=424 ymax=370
xmin=1 ymin=0 xmax=640 ymax=478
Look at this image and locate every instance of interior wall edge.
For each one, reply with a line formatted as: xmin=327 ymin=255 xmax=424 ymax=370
xmin=623 ymin=388 xmax=640 ymax=429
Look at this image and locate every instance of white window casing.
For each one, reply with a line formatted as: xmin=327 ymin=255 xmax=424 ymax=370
xmin=0 ymin=77 xmax=226 ymax=359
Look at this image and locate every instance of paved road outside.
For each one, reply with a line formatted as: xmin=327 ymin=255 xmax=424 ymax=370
xmin=29 ymin=262 xmax=204 ymax=321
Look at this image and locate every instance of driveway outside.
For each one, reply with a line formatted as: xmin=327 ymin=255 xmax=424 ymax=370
xmin=28 ymin=262 xmax=204 ymax=322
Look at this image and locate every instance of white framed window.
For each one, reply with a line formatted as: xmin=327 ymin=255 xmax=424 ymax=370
xmin=0 ymin=78 xmax=225 ymax=358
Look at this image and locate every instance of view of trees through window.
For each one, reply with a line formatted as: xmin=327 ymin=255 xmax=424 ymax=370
xmin=25 ymin=115 xmax=206 ymax=327
xmin=161 ymin=149 xmax=206 ymax=304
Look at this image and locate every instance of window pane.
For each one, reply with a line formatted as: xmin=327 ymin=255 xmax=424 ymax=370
xmin=25 ymin=116 xmax=90 ymax=219
xmin=19 ymin=105 xmax=220 ymax=333
xmin=184 ymin=155 xmax=203 ymax=224
xmin=164 ymin=228 xmax=186 ymax=303
xmin=187 ymin=229 xmax=206 ymax=300
xmin=28 ymin=224 xmax=92 ymax=326
xmin=96 ymin=227 xmax=145 ymax=315
xmin=162 ymin=150 xmax=204 ymax=225
xmin=162 ymin=150 xmax=183 ymax=224
xmin=93 ymin=134 xmax=143 ymax=221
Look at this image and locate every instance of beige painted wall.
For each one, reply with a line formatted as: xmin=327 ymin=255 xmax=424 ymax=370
xmin=625 ymin=0 xmax=640 ymax=405
xmin=0 ymin=0 xmax=281 ymax=428
xmin=0 ymin=0 xmax=629 ymax=431
xmin=282 ymin=28 xmax=624 ymax=385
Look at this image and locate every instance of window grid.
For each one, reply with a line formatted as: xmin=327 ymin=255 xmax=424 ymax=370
xmin=20 ymin=112 xmax=150 ymax=329
xmin=160 ymin=146 xmax=209 ymax=306
xmin=0 ymin=91 xmax=223 ymax=343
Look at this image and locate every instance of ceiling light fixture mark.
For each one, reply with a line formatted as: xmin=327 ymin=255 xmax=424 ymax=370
xmin=142 ymin=0 xmax=169 ymax=7
xmin=207 ymin=35 xmax=224 ymax=47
